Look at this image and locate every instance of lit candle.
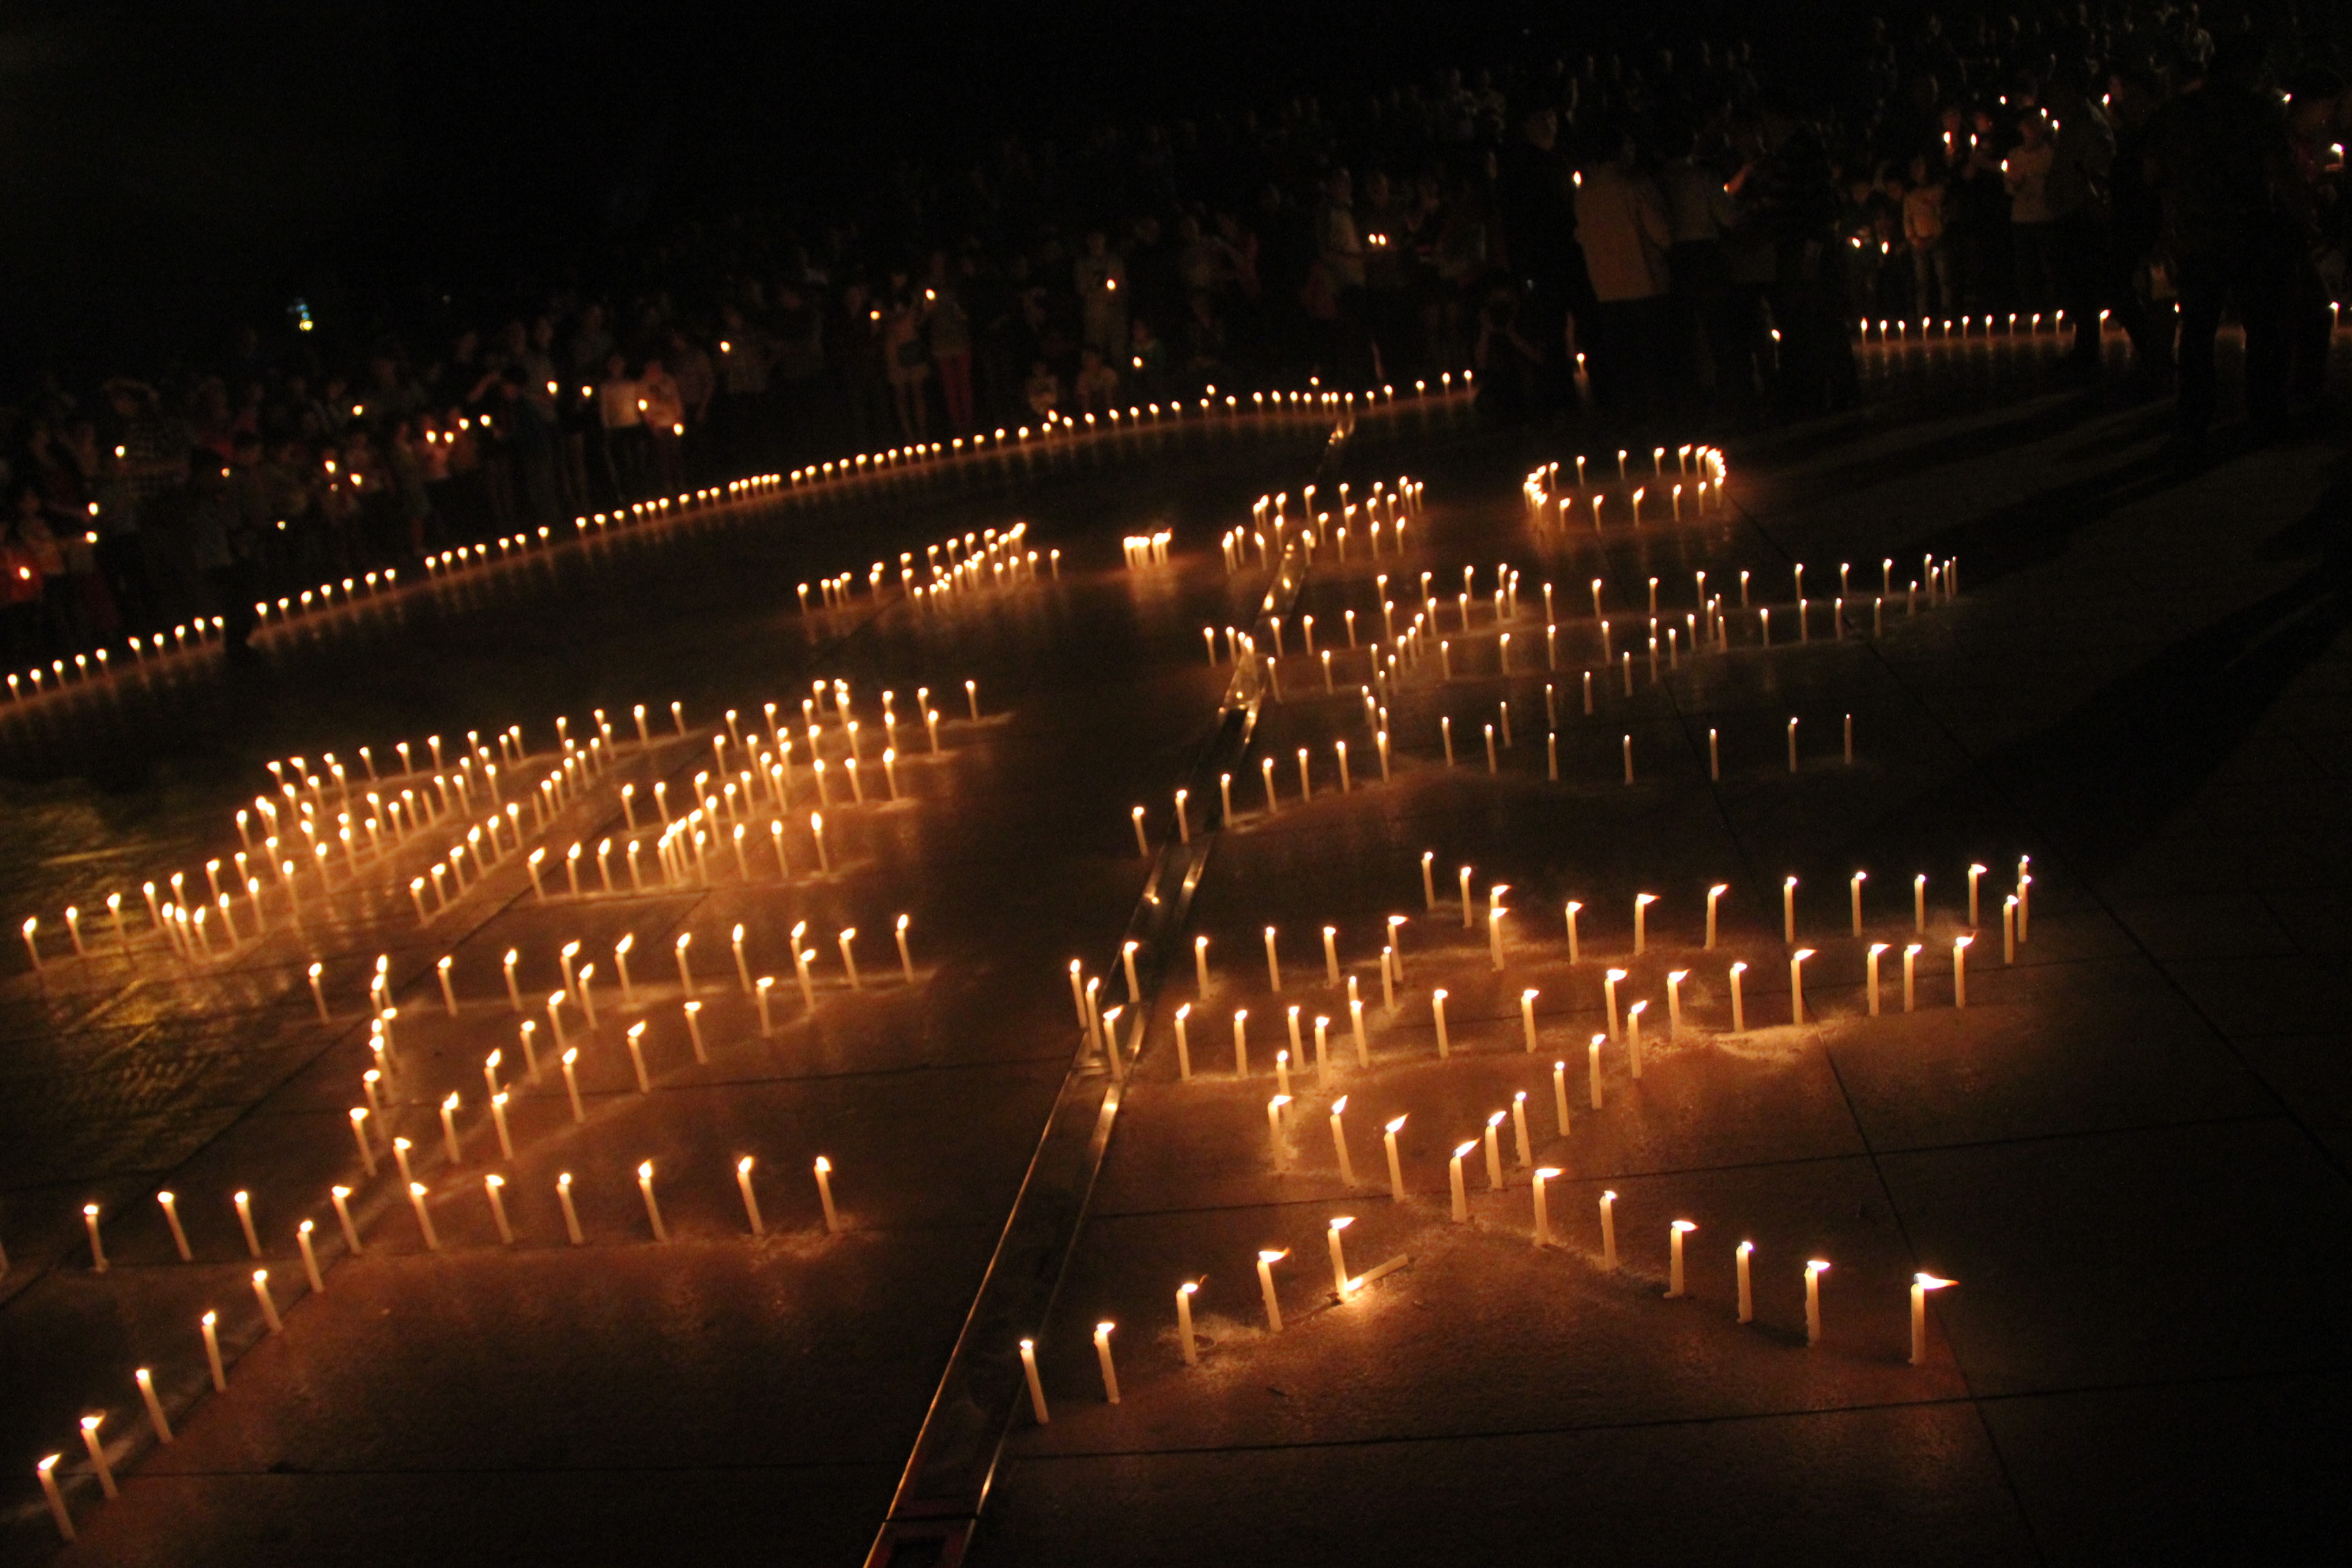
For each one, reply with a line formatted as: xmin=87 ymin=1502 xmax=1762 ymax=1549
xmin=1782 ymin=876 xmax=1799 ymax=943
xmin=1952 ymin=935 xmax=1972 ymax=1007
xmin=625 ymin=1022 xmax=651 ymax=1092
xmin=1383 ymin=1115 xmax=1408 ymax=1200
xmin=1666 ymin=970 xmax=1688 ymax=1034
xmin=82 ymin=1203 xmax=107 ymax=1272
xmin=1091 ymin=1321 xmax=1121 ymax=1403
xmin=1264 ymin=926 xmax=1281 ymax=992
xmin=1867 ymin=943 xmax=1888 ymax=1014
xmin=1736 ymin=1240 xmax=1754 ymax=1322
xmin=310 ymin=961 xmax=330 ymax=1021
xmin=1194 ymin=934 xmax=1211 ymax=994
xmin=1267 ymin=1094 xmax=1292 ymax=1171
xmin=1232 ymin=1009 xmax=1250 ymax=1076
xmin=78 ymin=1414 xmax=117 ymax=1498
xmin=330 ymin=1186 xmax=361 ymax=1253
xmin=557 ymin=1172 xmax=584 ymax=1245
xmin=1850 ymin=871 xmax=1867 ymax=935
xmin=1326 ymin=1216 xmax=1356 ymax=1296
xmin=814 ymin=1155 xmax=840 ymax=1232
xmin=37 ymin=1453 xmax=74 ymax=1541
xmin=1910 ymin=1273 xmax=1956 ymax=1365
xmin=1805 ymin=1259 xmax=1830 ymax=1346
xmin=1729 ymin=962 xmax=1748 ymax=1032
xmin=1599 ymin=1189 xmax=1618 ymax=1269
xmin=235 ymin=1189 xmax=263 ymax=1258
xmin=1626 ymin=1000 xmax=1648 ymax=1077
xmin=685 ymin=1000 xmax=706 ymax=1060
xmin=1511 ymin=1092 xmax=1533 ymax=1168
xmin=1483 ymin=1111 xmax=1507 ymax=1188
xmin=1790 ymin=949 xmax=1814 ymax=1024
xmin=561 ymin=1047 xmax=585 ymax=1122
xmin=1667 ymin=1220 xmax=1696 ymax=1296
xmin=1448 ymin=1140 xmax=1475 ymax=1220
xmin=137 ymin=1365 xmax=175 ymax=1443
xmin=1176 ymin=1281 xmax=1200 ymax=1365
xmin=1904 ymin=943 xmax=1921 ymax=1011
xmin=406 ymin=1181 xmax=440 ymax=1251
xmin=1603 ymin=968 xmax=1624 ymax=1040
xmin=637 ymin=1160 xmax=668 ymax=1241
xmin=1520 ymin=987 xmax=1540 ymax=1052
xmin=1019 ymin=1338 xmax=1051 ymax=1423
xmin=1634 ymin=892 xmax=1654 ymax=954
xmin=1431 ymin=988 xmax=1450 ymax=1056
xmin=201 ymin=1309 xmax=227 ymax=1390
xmin=1967 ymin=863 xmax=1987 ymax=928
xmin=1256 ymin=1247 xmax=1288 ymax=1330
xmin=1705 ymin=883 xmax=1727 ymax=949
xmin=1552 ymin=1059 xmax=1572 ymax=1133
xmin=159 ymin=1190 xmax=192 ymax=1260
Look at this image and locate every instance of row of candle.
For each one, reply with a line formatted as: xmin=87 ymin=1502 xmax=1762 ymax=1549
xmin=37 ymin=1149 xmax=848 ymax=1541
xmin=1222 ymin=477 xmax=1424 ymax=576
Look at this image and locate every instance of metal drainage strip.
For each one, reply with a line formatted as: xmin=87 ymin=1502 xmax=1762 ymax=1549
xmin=865 ymin=486 xmax=1325 ymax=1568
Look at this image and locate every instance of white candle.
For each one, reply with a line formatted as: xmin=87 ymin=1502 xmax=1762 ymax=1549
xmin=1327 ymin=1216 xmax=1356 ymax=1296
xmin=1483 ymin=1111 xmax=1506 ymax=1188
xmin=1383 ymin=1116 xmax=1408 ymax=1200
xmin=1790 ymin=949 xmax=1814 ymax=1024
xmin=1532 ymin=1166 xmax=1561 ymax=1246
xmin=78 ymin=1414 xmax=116 ymax=1498
xmin=1914 ymin=873 xmax=1927 ymax=932
xmin=1176 ymin=1281 xmax=1200 ymax=1365
xmin=485 ymin=1175 xmax=515 ymax=1245
xmin=1091 ymin=1321 xmax=1122 ymax=1403
xmin=438 ymin=955 xmax=459 ymax=1015
xmin=1910 ymin=1273 xmax=1955 ymax=1365
xmin=235 ymin=1189 xmax=263 ymax=1257
xmin=1267 ymin=1093 xmax=1293 ymax=1170
xmin=1511 ymin=1092 xmax=1533 ymax=1167
xmin=1194 ymin=934 xmax=1211 ymax=994
xmin=1633 ymin=892 xmax=1654 ymax=955
xmin=557 ymin=1172 xmax=584 ymax=1245
xmin=159 ymin=1190 xmax=192 ymax=1260
xmin=201 ymin=1309 xmax=227 ymax=1390
xmin=1019 ymin=1338 xmax=1050 ymax=1422
xmin=1232 ymin=1009 xmax=1250 ymax=1075
xmin=1967 ymin=863 xmax=1986 ymax=927
xmin=1736 ymin=1240 xmax=1754 ymax=1322
xmin=1904 ymin=943 xmax=1921 ymax=1011
xmin=1782 ymin=876 xmax=1799 ymax=943
xmin=1867 ymin=943 xmax=1888 ymax=1014
xmin=561 ymin=1047 xmax=585 ymax=1122
xmin=1729 ymin=962 xmax=1748 ymax=1032
xmin=36 ymin=1453 xmax=75 ymax=1541
xmin=1448 ymin=1141 xmax=1474 ymax=1220
xmin=136 ymin=1365 xmax=175 ymax=1443
xmin=1626 ymin=999 xmax=1648 ymax=1077
xmin=1257 ymin=1247 xmax=1288 ymax=1330
xmin=1850 ymin=872 xmax=1867 ymax=935
xmin=1805 ymin=1259 xmax=1829 ymax=1346
xmin=82 ymin=1203 xmax=107 ymax=1272
xmin=685 ymin=1000 xmax=706 ymax=1060
xmin=1553 ymin=1059 xmax=1572 ymax=1133
xmin=815 ymin=1155 xmax=840 ymax=1232
xmin=309 ymin=961 xmax=330 ymax=1021
xmin=1705 ymin=883 xmax=1727 ymax=949
xmin=330 ymin=1185 xmax=362 ymax=1254
xmin=438 ymin=1094 xmax=464 ymax=1162
xmin=1666 ymin=970 xmax=1688 ymax=1034
xmin=1667 ymin=1220 xmax=1695 ymax=1296
xmin=1520 ymin=987 xmax=1540 ymax=1052
xmin=1952 ymin=936 xmax=1972 ymax=1007
xmin=1431 ymin=988 xmax=1450 ymax=1057
xmin=1599 ymin=1190 xmax=1618 ymax=1269
xmin=1264 ymin=926 xmax=1281 ymax=991
xmin=407 ymin=1181 xmax=440 ymax=1250
xmin=838 ymin=928 xmax=861 ymax=990
xmin=1603 ymin=968 xmax=1624 ymax=1041
xmin=637 ymin=1161 xmax=668 ymax=1241
xmin=1588 ymin=1032 xmax=1605 ymax=1108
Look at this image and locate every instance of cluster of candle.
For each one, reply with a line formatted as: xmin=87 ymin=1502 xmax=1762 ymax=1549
xmin=798 ymin=523 xmax=1040 ymax=619
xmin=1220 ymin=476 xmax=1423 ymax=576
xmin=1858 ymin=310 xmax=2078 ymax=340
xmin=1521 ymin=444 xmax=1730 ymax=529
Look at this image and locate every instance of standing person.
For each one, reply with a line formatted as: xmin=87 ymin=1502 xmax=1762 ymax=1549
xmin=2043 ymin=70 xmax=2118 ymax=370
xmin=1073 ymin=232 xmax=1129 ymax=361
xmin=881 ymin=276 xmax=932 ymax=442
xmin=596 ymin=353 xmax=649 ymax=502
xmin=1575 ymin=123 xmax=1676 ymax=422
xmin=926 ymin=259 xmax=977 ymax=431
xmin=2147 ymin=35 xmax=2301 ymax=455
xmin=713 ymin=306 xmax=773 ymax=472
xmin=95 ymin=379 xmax=183 ymax=630
xmin=1662 ymin=130 xmax=1745 ymax=412
xmin=1904 ymin=154 xmax=1955 ymax=316
xmin=1493 ymin=101 xmax=1584 ymax=412
xmin=2106 ymin=65 xmax=2177 ymax=385
xmin=639 ymin=358 xmax=687 ymax=496
xmin=2005 ymin=111 xmax=2059 ymax=312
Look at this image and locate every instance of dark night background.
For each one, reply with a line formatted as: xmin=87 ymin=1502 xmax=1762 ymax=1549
xmin=0 ymin=0 xmax=1861 ymax=375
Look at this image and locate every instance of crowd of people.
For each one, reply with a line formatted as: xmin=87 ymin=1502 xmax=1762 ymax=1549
xmin=4 ymin=3 xmax=2347 ymax=674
